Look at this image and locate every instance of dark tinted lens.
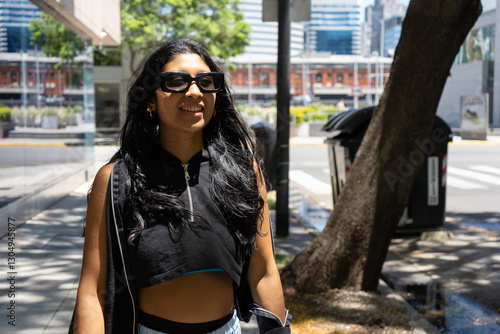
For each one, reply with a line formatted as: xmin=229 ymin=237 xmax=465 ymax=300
xmin=197 ymin=73 xmax=222 ymax=92
xmin=198 ymin=76 xmax=215 ymax=90
xmin=165 ymin=74 xmax=189 ymax=91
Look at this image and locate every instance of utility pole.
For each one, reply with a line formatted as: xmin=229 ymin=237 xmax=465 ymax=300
xmin=276 ymin=0 xmax=291 ymax=237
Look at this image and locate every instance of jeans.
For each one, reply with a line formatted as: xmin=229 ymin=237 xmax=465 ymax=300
xmin=137 ymin=309 xmax=241 ymax=334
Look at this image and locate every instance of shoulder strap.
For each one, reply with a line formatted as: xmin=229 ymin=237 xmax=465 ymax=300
xmin=105 ymin=161 xmax=138 ymax=333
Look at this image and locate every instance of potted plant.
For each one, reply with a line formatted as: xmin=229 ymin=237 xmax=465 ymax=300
xmin=0 ymin=104 xmax=14 ymax=138
xmin=28 ymin=106 xmax=41 ymax=127
xmin=41 ymin=107 xmax=59 ymax=129
xmin=57 ymin=107 xmax=68 ymax=128
xmin=73 ymin=105 xmax=84 ymax=125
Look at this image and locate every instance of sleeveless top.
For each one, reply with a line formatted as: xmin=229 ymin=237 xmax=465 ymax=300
xmin=122 ymin=148 xmax=246 ymax=290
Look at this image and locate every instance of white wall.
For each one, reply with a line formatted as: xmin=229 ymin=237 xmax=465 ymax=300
xmin=437 ymin=61 xmax=487 ymax=129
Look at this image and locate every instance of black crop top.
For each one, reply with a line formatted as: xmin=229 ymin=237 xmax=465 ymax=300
xmin=123 ymin=148 xmax=246 ymax=290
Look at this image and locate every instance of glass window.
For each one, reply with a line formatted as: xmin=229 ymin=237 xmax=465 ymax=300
xmin=262 ymin=72 xmax=269 ymax=86
xmin=0 ymin=3 xmax=95 ymax=215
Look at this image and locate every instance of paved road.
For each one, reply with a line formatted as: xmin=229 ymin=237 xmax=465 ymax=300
xmin=289 ymin=139 xmax=500 ymax=215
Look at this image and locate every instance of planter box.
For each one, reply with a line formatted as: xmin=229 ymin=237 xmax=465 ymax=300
xmin=296 ymin=121 xmax=330 ymax=137
xmin=41 ymin=115 xmax=59 ymax=129
xmin=0 ymin=121 xmax=15 ymax=138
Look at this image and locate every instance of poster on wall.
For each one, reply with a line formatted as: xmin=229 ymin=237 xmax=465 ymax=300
xmin=460 ymin=94 xmax=488 ymax=140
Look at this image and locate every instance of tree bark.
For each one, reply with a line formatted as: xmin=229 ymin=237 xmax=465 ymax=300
xmin=281 ymin=0 xmax=482 ymax=293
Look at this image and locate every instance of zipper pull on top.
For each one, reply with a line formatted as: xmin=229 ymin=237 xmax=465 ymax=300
xmin=182 ymin=163 xmax=190 ymax=181
xmin=181 ymin=163 xmax=194 ymax=222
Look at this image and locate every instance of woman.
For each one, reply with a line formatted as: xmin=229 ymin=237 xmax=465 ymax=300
xmin=72 ymin=38 xmax=291 ymax=334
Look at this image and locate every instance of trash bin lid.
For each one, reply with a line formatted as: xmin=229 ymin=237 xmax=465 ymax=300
xmin=432 ymin=115 xmax=453 ymax=142
xmin=322 ymin=106 xmax=375 ymax=134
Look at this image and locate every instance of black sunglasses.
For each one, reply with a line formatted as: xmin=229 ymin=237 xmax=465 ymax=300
xmin=159 ymin=71 xmax=224 ymax=93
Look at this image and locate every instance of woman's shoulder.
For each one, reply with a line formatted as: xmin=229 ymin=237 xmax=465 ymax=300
xmin=91 ymin=163 xmax=115 ymax=193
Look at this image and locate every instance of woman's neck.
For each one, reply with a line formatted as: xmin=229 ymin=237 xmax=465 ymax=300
xmin=159 ymin=134 xmax=204 ymax=164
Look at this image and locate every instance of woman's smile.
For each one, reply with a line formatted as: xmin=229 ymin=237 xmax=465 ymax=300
xmin=180 ymin=103 xmax=204 ymax=117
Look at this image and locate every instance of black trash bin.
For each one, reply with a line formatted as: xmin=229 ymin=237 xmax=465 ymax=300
xmin=322 ymin=106 xmax=453 ymax=231
xmin=251 ymin=122 xmax=277 ymax=189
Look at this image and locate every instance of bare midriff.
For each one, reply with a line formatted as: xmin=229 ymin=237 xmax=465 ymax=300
xmin=138 ymin=271 xmax=234 ymax=323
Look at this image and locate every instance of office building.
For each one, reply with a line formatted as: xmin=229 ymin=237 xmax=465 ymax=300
xmin=304 ymin=0 xmax=362 ymax=55
xmin=239 ymin=0 xmax=304 ymax=56
xmin=368 ymin=0 xmax=407 ymax=55
xmin=382 ymin=14 xmax=404 ymax=57
xmin=0 ymin=0 xmax=41 ymax=52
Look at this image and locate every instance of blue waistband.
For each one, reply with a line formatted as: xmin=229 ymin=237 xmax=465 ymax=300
xmin=183 ymin=268 xmax=224 ymax=275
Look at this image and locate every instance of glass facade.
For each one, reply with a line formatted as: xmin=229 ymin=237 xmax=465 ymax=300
xmin=0 ymin=0 xmax=41 ymax=52
xmin=0 ymin=0 xmax=95 ymax=219
xmin=383 ymin=15 xmax=404 ymax=57
xmin=306 ymin=0 xmax=362 ymax=55
xmin=239 ymin=0 xmax=304 ymax=56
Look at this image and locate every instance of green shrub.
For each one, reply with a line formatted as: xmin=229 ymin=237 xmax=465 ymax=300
xmin=290 ymin=106 xmax=314 ymax=126
xmin=0 ymin=106 xmax=11 ymax=122
xmin=57 ymin=107 xmax=67 ymax=118
xmin=73 ymin=105 xmax=84 ymax=113
xmin=11 ymin=106 xmax=22 ymax=118
xmin=28 ymin=106 xmax=39 ymax=116
xmin=291 ymin=103 xmax=341 ymax=125
xmin=41 ymin=107 xmax=59 ymax=116
xmin=267 ymin=190 xmax=277 ymax=210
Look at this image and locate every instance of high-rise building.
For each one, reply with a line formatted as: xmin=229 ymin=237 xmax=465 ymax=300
xmin=305 ymin=0 xmax=362 ymax=55
xmin=239 ymin=0 xmax=304 ymax=56
xmin=0 ymin=0 xmax=41 ymax=53
xmin=382 ymin=14 xmax=404 ymax=57
xmin=368 ymin=0 xmax=407 ymax=55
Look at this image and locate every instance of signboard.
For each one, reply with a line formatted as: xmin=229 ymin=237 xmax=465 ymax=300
xmin=351 ymin=84 xmax=362 ymax=98
xmin=460 ymin=94 xmax=488 ymax=140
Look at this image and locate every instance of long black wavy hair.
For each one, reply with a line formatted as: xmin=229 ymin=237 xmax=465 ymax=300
xmin=111 ymin=38 xmax=264 ymax=254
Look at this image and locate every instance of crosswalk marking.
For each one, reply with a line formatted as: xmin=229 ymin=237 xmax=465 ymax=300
xmin=290 ymin=166 xmax=498 ymax=194
xmin=446 ymin=176 xmax=487 ymax=190
xmin=469 ymin=166 xmax=500 ymax=176
xmin=448 ymin=166 xmax=500 ymax=186
xmin=289 ymin=170 xmax=332 ymax=195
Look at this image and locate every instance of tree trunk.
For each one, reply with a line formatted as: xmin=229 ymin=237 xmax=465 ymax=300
xmin=281 ymin=0 xmax=482 ymax=293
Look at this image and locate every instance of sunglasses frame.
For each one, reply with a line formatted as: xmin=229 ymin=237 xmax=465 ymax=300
xmin=158 ymin=71 xmax=224 ymax=93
